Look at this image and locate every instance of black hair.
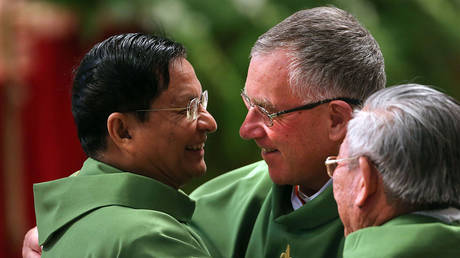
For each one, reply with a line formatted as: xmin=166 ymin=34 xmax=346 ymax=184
xmin=71 ymin=33 xmax=186 ymax=157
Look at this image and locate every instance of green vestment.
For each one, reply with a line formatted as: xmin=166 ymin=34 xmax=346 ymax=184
xmin=344 ymin=214 xmax=460 ymax=258
xmin=190 ymin=161 xmax=344 ymax=257
xmin=34 ymin=158 xmax=211 ymax=258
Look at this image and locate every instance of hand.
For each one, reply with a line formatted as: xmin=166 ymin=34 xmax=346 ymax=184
xmin=22 ymin=227 xmax=41 ymax=258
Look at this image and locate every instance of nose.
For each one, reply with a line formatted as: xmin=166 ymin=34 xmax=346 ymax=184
xmin=197 ymin=108 xmax=217 ymax=133
xmin=239 ymin=109 xmax=266 ymax=140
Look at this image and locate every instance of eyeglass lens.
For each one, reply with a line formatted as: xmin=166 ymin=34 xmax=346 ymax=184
xmin=241 ymin=92 xmax=273 ymax=127
xmin=188 ymin=91 xmax=208 ymax=120
xmin=327 ymin=162 xmax=338 ymax=177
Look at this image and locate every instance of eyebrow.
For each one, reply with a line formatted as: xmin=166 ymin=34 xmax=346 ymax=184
xmin=243 ymin=88 xmax=276 ymax=111
xmin=171 ymin=92 xmax=199 ymax=106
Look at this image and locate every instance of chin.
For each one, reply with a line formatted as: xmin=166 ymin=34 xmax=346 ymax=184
xmin=191 ymin=162 xmax=207 ymax=177
xmin=267 ymin=166 xmax=291 ymax=185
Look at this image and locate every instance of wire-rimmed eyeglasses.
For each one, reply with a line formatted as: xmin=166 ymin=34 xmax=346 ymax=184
xmin=136 ymin=90 xmax=208 ymax=121
xmin=324 ymin=156 xmax=359 ymax=177
xmin=241 ymin=90 xmax=361 ymax=127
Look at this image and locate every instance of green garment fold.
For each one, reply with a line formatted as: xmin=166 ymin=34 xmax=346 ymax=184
xmin=344 ymin=213 xmax=460 ymax=258
xmin=190 ymin=161 xmax=345 ymax=258
xmin=34 ymin=158 xmax=211 ymax=257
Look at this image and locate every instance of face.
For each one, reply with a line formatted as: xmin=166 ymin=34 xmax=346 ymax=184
xmin=130 ymin=58 xmax=217 ymax=188
xmin=239 ymin=50 xmax=335 ymax=192
xmin=332 ymin=138 xmax=361 ymax=236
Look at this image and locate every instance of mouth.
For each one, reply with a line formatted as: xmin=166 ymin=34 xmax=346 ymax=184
xmin=261 ymin=147 xmax=278 ymax=154
xmin=186 ymin=143 xmax=205 ymax=151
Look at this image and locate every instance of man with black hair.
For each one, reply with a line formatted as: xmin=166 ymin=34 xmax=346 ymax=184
xmin=24 ymin=6 xmax=386 ymax=258
xmin=31 ymin=33 xmax=216 ymax=257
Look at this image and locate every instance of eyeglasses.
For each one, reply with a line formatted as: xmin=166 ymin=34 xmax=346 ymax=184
xmin=241 ymin=90 xmax=361 ymax=127
xmin=136 ymin=90 xmax=208 ymax=121
xmin=324 ymin=156 xmax=358 ymax=177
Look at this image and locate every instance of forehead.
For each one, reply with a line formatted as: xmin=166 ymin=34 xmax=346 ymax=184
xmin=154 ymin=58 xmax=202 ymax=105
xmin=245 ymin=50 xmax=304 ymax=107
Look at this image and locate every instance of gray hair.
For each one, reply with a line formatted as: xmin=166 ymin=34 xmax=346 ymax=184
xmin=251 ymin=6 xmax=386 ymax=102
xmin=347 ymin=84 xmax=460 ymax=209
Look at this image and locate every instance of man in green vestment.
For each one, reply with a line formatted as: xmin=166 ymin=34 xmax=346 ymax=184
xmin=28 ymin=33 xmax=217 ymax=257
xmin=189 ymin=6 xmax=386 ymax=258
xmin=24 ymin=6 xmax=386 ymax=258
xmin=327 ymin=84 xmax=460 ymax=258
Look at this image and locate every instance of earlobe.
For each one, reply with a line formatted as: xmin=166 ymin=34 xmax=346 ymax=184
xmin=328 ymin=102 xmax=353 ymax=142
xmin=355 ymin=156 xmax=377 ymax=207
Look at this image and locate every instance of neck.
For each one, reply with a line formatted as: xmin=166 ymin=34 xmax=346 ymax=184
xmin=299 ymin=176 xmax=330 ymax=196
xmin=345 ymin=192 xmax=413 ymax=236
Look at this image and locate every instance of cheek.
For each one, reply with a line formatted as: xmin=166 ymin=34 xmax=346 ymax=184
xmin=332 ymin=181 xmax=342 ymax=203
xmin=167 ymin=131 xmax=177 ymax=145
xmin=333 ymin=182 xmax=350 ymax=222
xmin=333 ymin=175 xmax=348 ymax=203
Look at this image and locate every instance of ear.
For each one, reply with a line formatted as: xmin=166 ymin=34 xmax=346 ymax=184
xmin=355 ymin=156 xmax=378 ymax=207
xmin=107 ymin=112 xmax=134 ymax=150
xmin=328 ymin=101 xmax=353 ymax=142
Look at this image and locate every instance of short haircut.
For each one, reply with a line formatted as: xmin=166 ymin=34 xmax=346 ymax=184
xmin=347 ymin=84 xmax=460 ymax=209
xmin=251 ymin=6 xmax=386 ymax=102
xmin=72 ymin=33 xmax=186 ymax=157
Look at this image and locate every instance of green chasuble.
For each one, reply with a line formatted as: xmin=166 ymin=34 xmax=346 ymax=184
xmin=343 ymin=214 xmax=460 ymax=258
xmin=190 ymin=161 xmax=345 ymax=258
xmin=34 ymin=158 xmax=211 ymax=258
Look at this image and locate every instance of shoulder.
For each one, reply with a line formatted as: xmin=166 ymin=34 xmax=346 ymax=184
xmin=188 ymin=161 xmax=273 ymax=257
xmin=47 ymin=206 xmax=211 ymax=257
xmin=112 ymin=208 xmax=211 ymax=257
xmin=190 ymin=160 xmax=270 ymax=199
xmin=114 ymin=207 xmax=211 ymax=257
xmin=344 ymin=218 xmax=460 ymax=258
xmin=91 ymin=206 xmax=203 ymax=242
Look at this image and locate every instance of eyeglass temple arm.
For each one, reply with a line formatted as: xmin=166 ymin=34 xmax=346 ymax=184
xmin=269 ymin=97 xmax=362 ymax=119
xmin=136 ymin=107 xmax=187 ymax=112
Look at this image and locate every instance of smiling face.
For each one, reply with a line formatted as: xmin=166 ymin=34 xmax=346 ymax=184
xmin=239 ymin=50 xmax=335 ymax=193
xmin=129 ymin=58 xmax=217 ymax=188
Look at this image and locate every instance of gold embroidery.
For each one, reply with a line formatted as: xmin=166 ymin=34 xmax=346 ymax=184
xmin=280 ymin=244 xmax=291 ymax=258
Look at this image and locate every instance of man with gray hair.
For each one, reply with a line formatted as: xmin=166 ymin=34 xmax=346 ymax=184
xmin=327 ymin=84 xmax=460 ymax=257
xmin=23 ymin=6 xmax=386 ymax=258
xmin=191 ymin=6 xmax=385 ymax=257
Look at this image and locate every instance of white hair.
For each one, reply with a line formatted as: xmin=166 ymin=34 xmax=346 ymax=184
xmin=347 ymin=84 xmax=460 ymax=209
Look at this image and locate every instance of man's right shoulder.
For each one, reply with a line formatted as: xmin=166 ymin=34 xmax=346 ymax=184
xmin=190 ymin=160 xmax=270 ymax=199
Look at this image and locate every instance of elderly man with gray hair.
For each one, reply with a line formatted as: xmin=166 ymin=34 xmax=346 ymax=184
xmin=327 ymin=84 xmax=460 ymax=257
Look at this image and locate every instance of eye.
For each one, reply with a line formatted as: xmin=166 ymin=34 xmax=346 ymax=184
xmin=256 ymin=105 xmax=270 ymax=115
xmin=259 ymin=103 xmax=278 ymax=115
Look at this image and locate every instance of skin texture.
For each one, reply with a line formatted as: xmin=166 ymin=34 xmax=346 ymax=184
xmin=331 ymin=139 xmax=363 ymax=235
xmin=103 ymin=58 xmax=217 ymax=189
xmin=333 ymin=138 xmax=402 ymax=236
xmin=240 ymin=50 xmax=350 ymax=195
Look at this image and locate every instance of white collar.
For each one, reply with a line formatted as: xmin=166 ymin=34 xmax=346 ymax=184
xmin=291 ymin=179 xmax=332 ymax=210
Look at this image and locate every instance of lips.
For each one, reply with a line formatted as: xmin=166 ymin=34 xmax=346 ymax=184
xmin=262 ymin=147 xmax=278 ymax=154
xmin=186 ymin=143 xmax=205 ymax=151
